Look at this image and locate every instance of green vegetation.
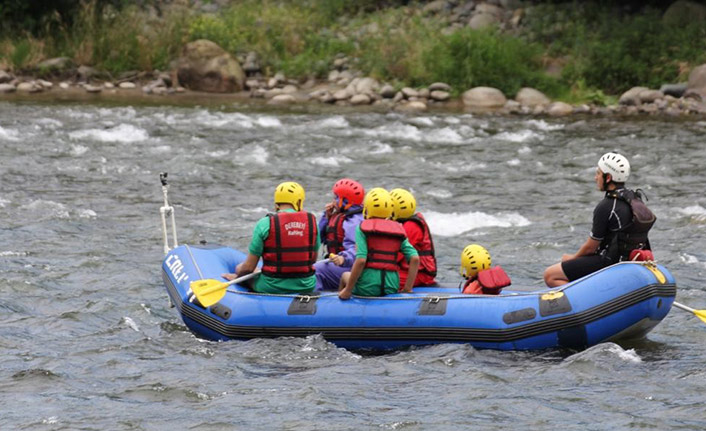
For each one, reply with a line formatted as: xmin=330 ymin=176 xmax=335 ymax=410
xmin=1 ymin=1 xmax=706 ymax=102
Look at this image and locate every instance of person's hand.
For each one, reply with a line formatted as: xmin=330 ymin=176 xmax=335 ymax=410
xmin=338 ymin=287 xmax=352 ymax=300
xmin=330 ymin=254 xmax=344 ymax=266
xmin=561 ymin=254 xmax=575 ymax=262
xmin=222 ymin=273 xmax=237 ymax=281
xmin=400 ymin=286 xmax=413 ymax=293
xmin=324 ymin=201 xmax=336 ymax=218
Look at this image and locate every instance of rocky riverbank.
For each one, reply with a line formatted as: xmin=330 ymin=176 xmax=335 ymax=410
xmin=3 ymin=1 xmax=706 ymax=116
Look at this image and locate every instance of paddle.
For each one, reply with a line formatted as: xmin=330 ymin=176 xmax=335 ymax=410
xmin=672 ymin=301 xmax=706 ymax=324
xmin=188 ymin=256 xmax=334 ymax=307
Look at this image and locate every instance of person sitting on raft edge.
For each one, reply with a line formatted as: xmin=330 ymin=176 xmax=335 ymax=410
xmin=338 ymin=188 xmax=420 ymax=300
xmin=389 ymin=188 xmax=438 ymax=289
xmin=459 ymin=244 xmax=511 ymax=295
xmin=314 ymin=178 xmax=365 ymax=291
xmin=543 ymin=152 xmax=656 ymax=287
xmin=222 ymin=181 xmax=320 ymax=295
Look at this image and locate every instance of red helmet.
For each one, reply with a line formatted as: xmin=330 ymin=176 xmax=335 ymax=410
xmin=332 ymin=178 xmax=364 ymax=210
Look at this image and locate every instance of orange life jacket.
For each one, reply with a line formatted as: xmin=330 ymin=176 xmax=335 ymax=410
xmin=360 ymin=219 xmax=406 ymax=271
xmin=462 ymin=266 xmax=511 ymax=295
xmin=261 ymin=211 xmax=317 ymax=278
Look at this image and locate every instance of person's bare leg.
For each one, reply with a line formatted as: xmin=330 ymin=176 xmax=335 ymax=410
xmin=339 ymin=272 xmax=351 ymax=291
xmin=544 ymin=262 xmax=569 ymax=287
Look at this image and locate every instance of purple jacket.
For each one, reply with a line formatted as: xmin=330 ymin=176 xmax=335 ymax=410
xmin=318 ymin=205 xmax=364 ymax=267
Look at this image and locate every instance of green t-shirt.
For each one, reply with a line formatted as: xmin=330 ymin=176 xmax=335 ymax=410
xmin=353 ymin=224 xmax=418 ymax=296
xmin=248 ymin=209 xmax=321 ymax=294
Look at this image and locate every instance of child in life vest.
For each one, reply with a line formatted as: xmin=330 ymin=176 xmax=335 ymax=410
xmin=338 ymin=188 xmax=420 ymax=300
xmin=389 ymin=188 xmax=437 ymax=289
xmin=314 ymin=178 xmax=365 ymax=291
xmin=460 ymin=244 xmax=511 ymax=295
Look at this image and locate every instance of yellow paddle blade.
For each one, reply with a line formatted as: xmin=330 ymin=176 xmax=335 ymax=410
xmin=694 ymin=309 xmax=706 ymax=324
xmin=189 ymin=278 xmax=227 ymax=307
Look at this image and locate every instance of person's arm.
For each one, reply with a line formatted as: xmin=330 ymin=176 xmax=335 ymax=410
xmin=562 ymin=199 xmax=608 ymax=261
xmin=337 ymin=214 xmax=362 ymax=266
xmin=399 ymin=238 xmax=419 ymax=293
xmin=402 ymin=255 xmax=420 ymax=293
xmin=562 ymin=237 xmax=601 ymax=262
xmin=339 ymin=257 xmax=366 ymax=299
xmin=223 ymin=252 xmax=260 ymax=280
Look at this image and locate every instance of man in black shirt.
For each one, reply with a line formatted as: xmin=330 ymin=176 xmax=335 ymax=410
xmin=544 ymin=152 xmax=636 ymax=287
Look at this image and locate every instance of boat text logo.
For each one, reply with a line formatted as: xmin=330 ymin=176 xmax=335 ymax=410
xmin=165 ymin=254 xmax=189 ymax=283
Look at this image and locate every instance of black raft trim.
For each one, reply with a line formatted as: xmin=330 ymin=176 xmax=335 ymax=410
xmin=164 ymin=269 xmax=675 ymax=343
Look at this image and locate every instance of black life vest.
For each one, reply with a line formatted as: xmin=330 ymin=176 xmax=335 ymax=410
xmin=604 ymin=189 xmax=656 ymax=261
xmin=324 ymin=207 xmax=362 ymax=255
xmin=261 ymin=211 xmax=318 ymax=278
xmin=360 ymin=219 xmax=406 ymax=272
xmin=398 ymin=213 xmax=437 ymax=277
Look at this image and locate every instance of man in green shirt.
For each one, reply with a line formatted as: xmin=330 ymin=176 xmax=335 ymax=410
xmin=223 ymin=181 xmax=320 ymax=294
xmin=339 ymin=188 xmax=419 ymax=299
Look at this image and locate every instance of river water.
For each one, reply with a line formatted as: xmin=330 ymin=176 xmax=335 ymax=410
xmin=1 ymin=99 xmax=705 ymax=430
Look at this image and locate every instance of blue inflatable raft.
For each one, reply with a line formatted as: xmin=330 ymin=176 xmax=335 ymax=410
xmin=161 ymin=244 xmax=676 ymax=351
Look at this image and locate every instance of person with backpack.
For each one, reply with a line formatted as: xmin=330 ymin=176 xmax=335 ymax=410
xmin=314 ymin=178 xmax=365 ymax=291
xmin=543 ymin=152 xmax=656 ymax=287
xmin=338 ymin=188 xmax=420 ymax=300
xmin=389 ymin=188 xmax=438 ymax=289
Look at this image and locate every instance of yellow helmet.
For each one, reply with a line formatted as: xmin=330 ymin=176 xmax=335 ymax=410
xmin=274 ymin=181 xmax=305 ymax=211
xmin=363 ymin=188 xmax=393 ymax=219
xmin=389 ymin=188 xmax=417 ymax=220
xmin=460 ymin=244 xmax=492 ymax=278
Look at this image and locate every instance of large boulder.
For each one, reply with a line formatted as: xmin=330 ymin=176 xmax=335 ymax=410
xmin=462 ymin=86 xmax=507 ymax=108
xmin=176 ymin=40 xmax=245 ymax=93
xmin=687 ymin=64 xmax=706 ymax=90
xmin=618 ymin=86 xmax=650 ymax=106
xmin=515 ymin=87 xmax=550 ymax=107
xmin=663 ymin=0 xmax=706 ymax=27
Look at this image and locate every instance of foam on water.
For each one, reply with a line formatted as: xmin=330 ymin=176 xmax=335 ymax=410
xmin=234 ymin=145 xmax=269 ymax=165
xmin=495 ymin=129 xmax=542 ymax=143
xmin=565 ymin=342 xmax=643 ymax=364
xmin=69 ymin=124 xmax=149 ymax=143
xmin=675 ymin=205 xmax=706 ymax=221
xmin=507 ymin=158 xmax=521 ymax=166
xmin=525 ymin=119 xmax=565 ymax=131
xmin=433 ymin=161 xmax=487 ymax=173
xmin=122 ymin=316 xmax=140 ymax=332
xmin=21 ymin=200 xmax=70 ymax=219
xmin=317 ymin=116 xmax=350 ymax=129
xmin=0 ymin=125 xmax=20 ymax=141
xmin=0 ymin=197 xmax=10 ymax=208
xmin=309 ymin=155 xmax=353 ymax=167
xmin=424 ymin=127 xmax=463 ymax=144
xmin=0 ymin=251 xmax=29 ymax=257
xmin=70 ymin=144 xmax=89 ymax=156
xmin=369 ymin=142 xmax=394 ymax=154
xmin=518 ymin=145 xmax=532 ymax=155
xmin=366 ymin=123 xmax=422 ymax=141
xmin=424 ymin=209 xmax=531 ymax=237
xmin=426 ymin=189 xmax=453 ymax=199
xmin=408 ymin=117 xmax=435 ymax=127
xmin=78 ymin=209 xmax=97 ymax=218
xmin=207 ymin=150 xmax=230 ymax=158
xmin=150 ymin=145 xmax=172 ymax=154
xmin=256 ymin=116 xmax=282 ymax=128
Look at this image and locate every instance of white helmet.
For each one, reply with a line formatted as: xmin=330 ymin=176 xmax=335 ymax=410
xmin=598 ymin=152 xmax=630 ymax=183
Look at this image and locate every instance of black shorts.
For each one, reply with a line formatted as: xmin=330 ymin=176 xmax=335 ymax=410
xmin=561 ymin=255 xmax=612 ymax=282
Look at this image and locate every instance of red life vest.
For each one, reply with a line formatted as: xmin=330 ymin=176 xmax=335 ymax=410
xmin=360 ymin=219 xmax=406 ymax=271
xmin=461 ymin=266 xmax=511 ymax=295
xmin=325 ymin=207 xmax=362 ymax=255
xmin=261 ymin=211 xmax=317 ymax=278
xmin=399 ymin=213 xmax=437 ymax=278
